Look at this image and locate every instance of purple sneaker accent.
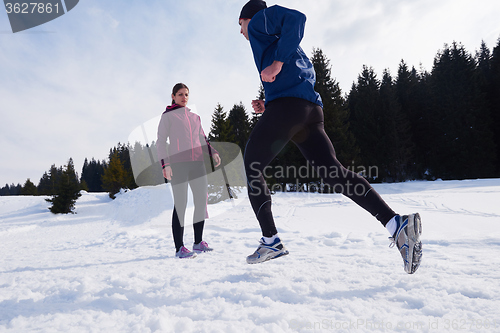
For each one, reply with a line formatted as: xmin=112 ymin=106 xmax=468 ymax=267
xmin=176 ymin=246 xmax=197 ymax=259
xmin=193 ymin=241 xmax=213 ymax=253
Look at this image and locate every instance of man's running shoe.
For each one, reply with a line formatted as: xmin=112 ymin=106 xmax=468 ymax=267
xmin=389 ymin=213 xmax=422 ymax=274
xmin=175 ymin=246 xmax=197 ymax=259
xmin=246 ymin=237 xmax=289 ymax=264
xmin=193 ymin=241 xmax=213 ymax=253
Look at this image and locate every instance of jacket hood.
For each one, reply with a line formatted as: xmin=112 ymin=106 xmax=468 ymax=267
xmin=164 ymin=103 xmax=189 ymax=113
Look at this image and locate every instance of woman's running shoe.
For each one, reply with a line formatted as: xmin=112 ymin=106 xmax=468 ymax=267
xmin=175 ymin=246 xmax=197 ymax=259
xmin=193 ymin=241 xmax=213 ymax=253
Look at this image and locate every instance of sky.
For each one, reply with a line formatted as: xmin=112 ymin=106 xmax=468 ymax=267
xmin=1 ymin=0 xmax=500 ymax=187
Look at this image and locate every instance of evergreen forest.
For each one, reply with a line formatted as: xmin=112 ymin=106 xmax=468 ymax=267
xmin=2 ymin=39 xmax=500 ymax=200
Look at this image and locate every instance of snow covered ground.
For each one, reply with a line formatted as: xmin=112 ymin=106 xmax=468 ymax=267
xmin=1 ymin=179 xmax=500 ymax=332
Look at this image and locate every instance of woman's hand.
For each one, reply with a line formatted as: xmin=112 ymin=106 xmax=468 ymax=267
xmin=213 ymin=153 xmax=222 ymax=167
xmin=162 ymin=166 xmax=173 ymax=180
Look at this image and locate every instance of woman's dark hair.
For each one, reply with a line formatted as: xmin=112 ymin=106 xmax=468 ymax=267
xmin=171 ymin=83 xmax=189 ymax=105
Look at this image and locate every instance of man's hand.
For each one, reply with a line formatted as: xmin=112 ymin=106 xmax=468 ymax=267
xmin=162 ymin=166 xmax=173 ymax=180
xmin=261 ymin=60 xmax=284 ymax=82
xmin=251 ymin=99 xmax=265 ymax=114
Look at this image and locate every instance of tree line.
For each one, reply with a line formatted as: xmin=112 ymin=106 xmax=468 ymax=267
xmin=0 ymin=144 xmax=140 ymax=213
xmin=209 ymin=39 xmax=500 ymax=186
xmin=2 ymin=37 xmax=500 ymax=203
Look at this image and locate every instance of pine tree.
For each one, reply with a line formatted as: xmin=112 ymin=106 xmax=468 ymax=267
xmin=80 ymin=179 xmax=89 ymax=192
xmin=311 ymin=48 xmax=360 ymax=166
xmin=487 ymin=38 xmax=500 ymax=175
xmin=379 ymin=70 xmax=413 ymax=181
xmin=130 ymin=141 xmax=164 ymax=187
xmin=4 ymin=184 xmax=18 ymax=195
xmin=476 ymin=41 xmax=492 ymax=90
xmin=348 ymin=65 xmax=384 ymax=181
xmin=38 ymin=165 xmax=63 ymax=195
xmin=0 ymin=184 xmax=10 ymax=196
xmin=227 ymin=102 xmax=250 ymax=152
xmin=14 ymin=184 xmax=21 ymax=195
xmin=80 ymin=158 xmax=105 ymax=192
xmin=102 ymin=151 xmax=128 ymax=199
xmin=46 ymin=158 xmax=81 ymax=214
xmin=81 ymin=158 xmax=89 ymax=187
xmin=37 ymin=172 xmax=51 ymax=195
xmin=209 ymin=103 xmax=234 ymax=142
xmin=109 ymin=143 xmax=137 ymax=190
xmin=20 ymin=178 xmax=38 ymax=195
xmin=395 ymin=61 xmax=432 ymax=179
xmin=429 ymin=42 xmax=496 ymax=179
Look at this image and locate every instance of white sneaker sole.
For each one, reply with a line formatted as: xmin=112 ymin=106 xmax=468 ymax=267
xmin=406 ymin=213 xmax=422 ymax=274
xmin=246 ymin=247 xmax=289 ymax=264
xmin=176 ymin=252 xmax=197 ymax=259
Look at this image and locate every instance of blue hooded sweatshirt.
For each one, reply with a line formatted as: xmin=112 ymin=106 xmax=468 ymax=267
xmin=247 ymin=5 xmax=323 ymax=107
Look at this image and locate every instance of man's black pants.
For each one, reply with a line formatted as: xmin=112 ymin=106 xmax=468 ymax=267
xmin=244 ymin=97 xmax=396 ymax=237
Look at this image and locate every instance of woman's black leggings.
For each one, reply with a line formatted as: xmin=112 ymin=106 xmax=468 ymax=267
xmin=170 ymin=161 xmax=208 ymax=251
xmin=244 ymin=97 xmax=396 ymax=237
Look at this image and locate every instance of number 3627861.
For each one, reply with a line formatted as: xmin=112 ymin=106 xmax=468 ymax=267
xmin=5 ymin=2 xmax=60 ymax=14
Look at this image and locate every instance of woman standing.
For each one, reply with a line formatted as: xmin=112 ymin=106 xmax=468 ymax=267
xmin=157 ymin=83 xmax=221 ymax=258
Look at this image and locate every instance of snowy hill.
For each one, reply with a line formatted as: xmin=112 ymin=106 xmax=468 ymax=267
xmin=1 ymin=180 xmax=500 ymax=332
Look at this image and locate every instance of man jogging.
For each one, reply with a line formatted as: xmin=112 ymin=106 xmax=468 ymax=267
xmin=238 ymin=0 xmax=422 ymax=274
